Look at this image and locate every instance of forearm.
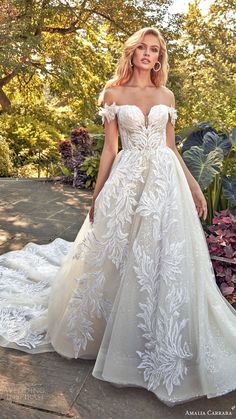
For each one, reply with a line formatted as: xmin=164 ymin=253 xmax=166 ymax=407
xmin=92 ymin=147 xmax=117 ymax=201
xmin=172 ymin=147 xmax=199 ymax=190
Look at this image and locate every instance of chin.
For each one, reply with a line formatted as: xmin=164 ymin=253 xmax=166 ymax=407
xmin=139 ymin=63 xmax=151 ymax=68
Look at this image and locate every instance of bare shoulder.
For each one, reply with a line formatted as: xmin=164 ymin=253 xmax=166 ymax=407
xmin=103 ymin=86 xmax=122 ymax=105
xmin=160 ymin=86 xmax=175 ymax=105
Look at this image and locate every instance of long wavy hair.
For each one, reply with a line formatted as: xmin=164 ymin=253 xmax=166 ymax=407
xmin=98 ymin=27 xmax=169 ymax=105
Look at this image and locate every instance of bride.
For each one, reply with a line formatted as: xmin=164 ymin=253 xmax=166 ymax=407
xmin=0 ymin=26 xmax=236 ymax=407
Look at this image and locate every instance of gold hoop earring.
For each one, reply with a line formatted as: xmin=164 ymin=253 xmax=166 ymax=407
xmin=153 ymin=61 xmax=161 ymax=72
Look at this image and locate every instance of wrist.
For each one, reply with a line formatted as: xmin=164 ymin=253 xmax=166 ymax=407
xmin=189 ymin=180 xmax=199 ymax=192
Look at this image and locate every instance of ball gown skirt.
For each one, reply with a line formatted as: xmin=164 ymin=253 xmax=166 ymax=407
xmin=0 ymin=102 xmax=236 ymax=407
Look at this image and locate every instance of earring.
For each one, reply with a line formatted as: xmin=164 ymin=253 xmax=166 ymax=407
xmin=153 ymin=61 xmax=161 ymax=72
xmin=129 ymin=58 xmax=134 ymax=67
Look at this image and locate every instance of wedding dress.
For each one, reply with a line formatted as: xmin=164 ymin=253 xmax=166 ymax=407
xmin=0 ymin=101 xmax=236 ymax=407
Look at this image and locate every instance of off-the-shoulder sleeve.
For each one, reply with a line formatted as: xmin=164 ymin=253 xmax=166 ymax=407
xmin=168 ymin=106 xmax=178 ymax=127
xmin=98 ymin=102 xmax=117 ymax=124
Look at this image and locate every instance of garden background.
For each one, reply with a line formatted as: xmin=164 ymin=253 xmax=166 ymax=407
xmin=0 ymin=0 xmax=235 ymax=304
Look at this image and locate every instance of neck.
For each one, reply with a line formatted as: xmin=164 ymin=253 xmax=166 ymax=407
xmin=126 ymin=68 xmax=154 ymax=88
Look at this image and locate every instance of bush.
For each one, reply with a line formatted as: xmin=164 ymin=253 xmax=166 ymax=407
xmin=58 ymin=127 xmax=93 ymax=187
xmin=0 ymin=104 xmax=63 ymax=172
xmin=0 ymin=136 xmax=13 ymax=176
xmin=205 ymin=209 xmax=236 ymax=307
xmin=177 ymin=122 xmax=236 ymax=224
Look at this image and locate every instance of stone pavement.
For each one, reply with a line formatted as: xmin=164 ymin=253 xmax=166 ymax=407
xmin=0 ymin=179 xmax=235 ymax=419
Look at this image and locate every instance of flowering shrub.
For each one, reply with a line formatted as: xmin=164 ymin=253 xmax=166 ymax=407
xmin=58 ymin=140 xmax=73 ymax=168
xmin=205 ymin=209 xmax=236 ymax=307
xmin=70 ymin=128 xmax=91 ymax=149
xmin=58 ymin=127 xmax=93 ymax=187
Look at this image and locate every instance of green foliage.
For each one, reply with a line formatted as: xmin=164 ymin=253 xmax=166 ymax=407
xmin=80 ymin=153 xmax=100 ymax=189
xmin=0 ymin=103 xmax=66 ymax=171
xmin=79 ymin=132 xmax=122 ymax=189
xmin=0 ymin=0 xmax=234 ymax=206
xmin=183 ymin=146 xmax=224 ymax=190
xmin=179 ymin=123 xmax=236 ymax=225
xmin=0 ymin=0 xmax=174 ymax=115
xmin=173 ymin=0 xmax=235 ymax=131
xmin=0 ymin=136 xmax=13 ymax=176
xmin=79 ymin=133 xmax=105 ymax=189
xmin=0 ymin=0 xmax=176 ymax=178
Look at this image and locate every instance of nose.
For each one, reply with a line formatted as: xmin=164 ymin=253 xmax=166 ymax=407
xmin=143 ymin=48 xmax=150 ymax=56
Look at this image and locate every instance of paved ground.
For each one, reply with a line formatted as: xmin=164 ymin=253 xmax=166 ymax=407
xmin=0 ymin=178 xmax=236 ymax=419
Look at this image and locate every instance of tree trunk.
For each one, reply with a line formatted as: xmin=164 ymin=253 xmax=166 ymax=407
xmin=38 ymin=150 xmax=41 ymax=178
xmin=0 ymin=69 xmax=19 ymax=112
xmin=0 ymin=88 xmax=11 ymax=111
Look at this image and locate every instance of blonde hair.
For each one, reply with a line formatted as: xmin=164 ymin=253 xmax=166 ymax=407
xmin=98 ymin=27 xmax=169 ymax=105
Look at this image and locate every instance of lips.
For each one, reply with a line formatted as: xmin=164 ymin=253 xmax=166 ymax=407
xmin=141 ymin=59 xmax=150 ymax=63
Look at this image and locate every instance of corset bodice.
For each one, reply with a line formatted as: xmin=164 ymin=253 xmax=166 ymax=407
xmin=98 ymin=102 xmax=178 ymax=151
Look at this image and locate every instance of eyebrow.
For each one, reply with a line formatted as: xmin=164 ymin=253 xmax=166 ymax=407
xmin=140 ymin=42 xmax=160 ymax=48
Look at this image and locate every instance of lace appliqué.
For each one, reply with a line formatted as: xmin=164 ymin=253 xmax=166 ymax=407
xmin=134 ymin=239 xmax=193 ymax=397
xmin=67 ymin=271 xmax=113 ymax=358
xmin=168 ymin=106 xmax=178 ymax=127
xmin=0 ymin=238 xmax=71 ymax=350
xmin=0 ymin=305 xmax=48 ymax=349
xmin=98 ymin=102 xmax=117 ymax=124
xmin=133 ymin=158 xmax=193 ymax=396
xmin=67 ymin=152 xmax=148 ymax=357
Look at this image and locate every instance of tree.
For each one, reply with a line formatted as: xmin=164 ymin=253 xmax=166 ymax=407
xmin=173 ymin=0 xmax=236 ymax=130
xmin=0 ymin=0 xmax=177 ymax=115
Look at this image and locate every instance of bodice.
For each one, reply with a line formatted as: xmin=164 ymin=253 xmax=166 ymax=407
xmin=98 ymin=102 xmax=178 ymax=151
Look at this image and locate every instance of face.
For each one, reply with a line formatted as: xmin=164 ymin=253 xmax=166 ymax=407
xmin=132 ymin=33 xmax=161 ymax=70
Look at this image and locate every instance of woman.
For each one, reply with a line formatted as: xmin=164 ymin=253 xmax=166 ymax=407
xmin=0 ymin=27 xmax=236 ymax=407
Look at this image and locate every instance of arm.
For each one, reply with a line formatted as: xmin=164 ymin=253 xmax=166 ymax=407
xmin=89 ymin=90 xmax=118 ymax=222
xmin=166 ymin=92 xmax=208 ymax=221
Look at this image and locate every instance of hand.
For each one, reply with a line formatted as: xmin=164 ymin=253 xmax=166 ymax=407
xmin=89 ymin=202 xmax=95 ymax=224
xmin=190 ymin=184 xmax=208 ymax=221
xmin=89 ymin=196 xmax=97 ymax=224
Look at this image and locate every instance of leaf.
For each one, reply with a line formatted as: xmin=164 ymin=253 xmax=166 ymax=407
xmin=87 ymin=167 xmax=93 ymax=175
xmin=202 ymin=131 xmax=231 ymax=157
xmin=220 ymin=283 xmax=234 ymax=296
xmin=182 ymin=146 xmax=224 ymax=190
xmin=221 ymin=176 xmax=236 ymax=205
xmin=182 ymin=127 xmax=217 ymax=153
xmin=175 ymin=134 xmax=182 ymax=145
xmin=230 ymin=127 xmax=236 ymax=146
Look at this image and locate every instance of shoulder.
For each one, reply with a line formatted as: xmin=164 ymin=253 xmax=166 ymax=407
xmin=99 ymin=88 xmax=120 ymax=124
xmin=160 ymin=86 xmax=175 ymax=106
xmin=102 ymin=87 xmax=122 ymax=105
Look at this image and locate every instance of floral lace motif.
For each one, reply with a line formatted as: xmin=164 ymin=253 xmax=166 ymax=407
xmin=0 ymin=238 xmax=71 ymax=350
xmin=98 ymin=102 xmax=118 ymax=124
xmin=134 ymin=241 xmax=193 ymax=396
xmin=0 ymin=305 xmax=48 ymax=349
xmin=98 ymin=101 xmax=178 ymax=127
xmin=132 ymin=152 xmax=193 ymax=396
xmin=168 ymin=106 xmax=178 ymax=126
xmin=67 ymin=271 xmax=113 ymax=357
xmin=67 ymin=150 xmax=148 ymax=355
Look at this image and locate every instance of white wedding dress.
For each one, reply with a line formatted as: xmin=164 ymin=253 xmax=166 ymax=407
xmin=0 ymin=102 xmax=236 ymax=407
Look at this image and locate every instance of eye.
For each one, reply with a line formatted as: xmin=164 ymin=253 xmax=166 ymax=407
xmin=137 ymin=45 xmax=144 ymax=49
xmin=152 ymin=47 xmax=159 ymax=53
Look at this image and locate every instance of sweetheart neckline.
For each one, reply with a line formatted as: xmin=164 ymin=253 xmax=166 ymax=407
xmin=104 ymin=102 xmax=175 ymax=129
xmin=112 ymin=102 xmax=172 ymax=116
xmin=106 ymin=101 xmax=174 ymax=117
